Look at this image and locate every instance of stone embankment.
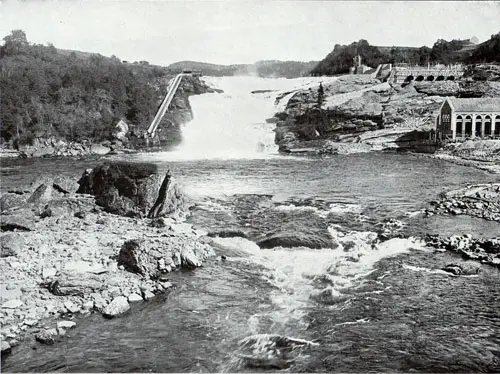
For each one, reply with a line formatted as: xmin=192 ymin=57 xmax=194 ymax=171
xmin=0 ymin=162 xmax=214 ymax=355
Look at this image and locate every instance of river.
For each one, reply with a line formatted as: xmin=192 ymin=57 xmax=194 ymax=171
xmin=1 ymin=76 xmax=499 ymax=372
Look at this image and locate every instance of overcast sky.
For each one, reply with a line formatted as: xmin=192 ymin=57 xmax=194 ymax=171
xmin=0 ymin=0 xmax=499 ymax=65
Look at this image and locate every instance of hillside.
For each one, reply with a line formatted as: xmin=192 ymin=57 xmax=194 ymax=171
xmin=167 ymin=60 xmax=318 ymax=78
xmin=310 ymin=33 xmax=500 ymax=76
xmin=0 ymin=30 xmax=210 ymax=153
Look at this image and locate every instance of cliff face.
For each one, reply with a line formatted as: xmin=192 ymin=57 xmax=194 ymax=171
xmin=273 ymin=75 xmax=500 ymax=155
xmin=130 ymin=75 xmax=214 ymax=150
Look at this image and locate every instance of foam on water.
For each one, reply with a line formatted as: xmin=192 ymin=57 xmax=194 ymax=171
xmin=158 ymin=76 xmax=336 ymax=161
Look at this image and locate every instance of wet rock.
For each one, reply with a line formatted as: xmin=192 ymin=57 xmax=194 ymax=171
xmin=257 ymin=230 xmax=332 ymax=249
xmin=127 ymin=293 xmax=143 ymax=302
xmin=1 ymin=211 xmax=35 ymax=231
xmin=142 ymin=290 xmax=155 ymax=300
xmin=0 ymin=233 xmax=24 ymax=257
xmin=102 ymin=296 xmax=129 ymax=318
xmin=1 ymin=340 xmax=11 ymax=355
xmin=35 ymin=328 xmax=59 ymax=345
xmin=180 ymin=247 xmax=202 ymax=268
xmin=57 ymin=320 xmax=76 ymax=330
xmin=442 ymin=262 xmax=481 ymax=276
xmin=76 ymin=161 xmax=164 ymax=217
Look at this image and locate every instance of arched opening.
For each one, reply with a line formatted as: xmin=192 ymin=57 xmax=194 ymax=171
xmin=405 ymin=75 xmax=414 ymax=82
xmin=415 ymin=75 xmax=424 ymax=82
xmin=446 ymin=76 xmax=455 ymax=81
xmin=426 ymin=75 xmax=435 ymax=81
xmin=495 ymin=115 xmax=500 ymax=138
xmin=465 ymin=115 xmax=473 ymax=137
xmin=436 ymin=76 xmax=445 ymax=81
xmin=456 ymin=115 xmax=463 ymax=137
xmin=475 ymin=115 xmax=482 ymax=137
xmin=485 ymin=115 xmax=492 ymax=137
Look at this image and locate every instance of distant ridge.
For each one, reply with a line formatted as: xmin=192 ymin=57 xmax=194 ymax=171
xmin=167 ymin=60 xmax=318 ymax=78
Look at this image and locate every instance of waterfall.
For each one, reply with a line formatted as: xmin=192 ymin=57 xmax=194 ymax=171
xmin=168 ymin=75 xmax=337 ymax=160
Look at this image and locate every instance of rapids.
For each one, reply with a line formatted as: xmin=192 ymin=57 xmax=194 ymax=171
xmin=1 ymin=76 xmax=499 ymax=373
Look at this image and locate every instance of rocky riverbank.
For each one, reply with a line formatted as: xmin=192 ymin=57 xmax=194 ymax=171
xmin=0 ymin=162 xmax=215 ymax=356
xmin=0 ymin=75 xmax=215 ymax=160
xmin=272 ymin=74 xmax=500 ymax=157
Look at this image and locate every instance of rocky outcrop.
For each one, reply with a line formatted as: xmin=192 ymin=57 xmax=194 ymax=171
xmin=77 ymin=162 xmax=170 ymax=217
xmin=426 ymin=234 xmax=500 ymax=267
xmin=426 ymin=183 xmax=500 ymax=222
xmin=0 ymin=171 xmax=215 ymax=353
xmin=441 ymin=262 xmax=481 ymax=276
xmin=273 ymin=74 xmax=500 ymax=155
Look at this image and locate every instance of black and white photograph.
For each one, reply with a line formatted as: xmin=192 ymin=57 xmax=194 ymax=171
xmin=0 ymin=0 xmax=499 ymax=372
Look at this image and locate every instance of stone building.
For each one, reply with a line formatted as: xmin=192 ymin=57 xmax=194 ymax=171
xmin=436 ymin=97 xmax=500 ymax=141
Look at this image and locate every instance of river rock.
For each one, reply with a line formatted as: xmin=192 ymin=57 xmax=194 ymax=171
xmin=118 ymin=239 xmax=162 ymax=278
xmin=77 ymin=161 xmax=164 ymax=217
xmin=0 ymin=233 xmax=24 ymax=257
xmin=48 ymin=273 xmax=106 ymax=296
xmin=180 ymin=247 xmax=202 ymax=267
xmin=57 ymin=320 xmax=76 ymax=330
xmin=102 ymin=296 xmax=129 ymax=318
xmin=27 ymin=183 xmax=53 ymax=205
xmin=257 ymin=230 xmax=332 ymax=249
xmin=1 ymin=211 xmax=35 ymax=231
xmin=1 ymin=340 xmax=11 ymax=354
xmin=35 ymin=328 xmax=59 ymax=345
xmin=127 ymin=293 xmax=143 ymax=302
xmin=0 ymin=192 xmax=28 ymax=213
xmin=441 ymin=262 xmax=481 ymax=276
xmin=53 ymin=176 xmax=80 ymax=194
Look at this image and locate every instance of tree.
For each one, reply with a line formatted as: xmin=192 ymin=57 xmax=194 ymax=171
xmin=317 ymin=82 xmax=325 ymax=108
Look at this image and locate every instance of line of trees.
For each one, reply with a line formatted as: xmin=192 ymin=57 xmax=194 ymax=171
xmin=310 ymin=33 xmax=500 ymax=76
xmin=0 ymin=30 xmax=171 ymax=146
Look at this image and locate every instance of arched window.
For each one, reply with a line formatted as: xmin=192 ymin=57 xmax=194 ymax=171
xmin=426 ymin=75 xmax=435 ymax=81
xmin=484 ymin=115 xmax=492 ymax=137
xmin=405 ymin=75 xmax=414 ymax=82
xmin=465 ymin=115 xmax=473 ymax=137
xmin=456 ymin=115 xmax=463 ymax=137
xmin=475 ymin=115 xmax=482 ymax=137
xmin=416 ymin=75 xmax=424 ymax=82
xmin=446 ymin=76 xmax=455 ymax=81
xmin=436 ymin=76 xmax=445 ymax=81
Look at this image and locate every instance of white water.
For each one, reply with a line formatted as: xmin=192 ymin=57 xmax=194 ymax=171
xmin=159 ymin=76 xmax=337 ymax=160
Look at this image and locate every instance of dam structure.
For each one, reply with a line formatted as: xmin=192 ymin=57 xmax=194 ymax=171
xmin=388 ymin=64 xmax=465 ymax=84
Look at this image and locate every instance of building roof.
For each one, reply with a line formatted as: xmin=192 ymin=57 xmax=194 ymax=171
xmin=447 ymin=97 xmax=500 ymax=113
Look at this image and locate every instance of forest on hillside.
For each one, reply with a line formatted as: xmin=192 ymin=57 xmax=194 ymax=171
xmin=311 ymin=33 xmax=500 ymax=76
xmin=0 ymin=30 xmax=171 ymax=146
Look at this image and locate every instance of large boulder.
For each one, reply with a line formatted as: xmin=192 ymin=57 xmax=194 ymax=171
xmin=102 ymin=296 xmax=130 ymax=318
xmin=0 ymin=233 xmax=25 ymax=257
xmin=47 ymin=273 xmax=106 ymax=296
xmin=1 ymin=211 xmax=36 ymax=231
xmin=77 ymin=162 xmax=164 ymax=217
xmin=118 ymin=239 xmax=166 ymax=278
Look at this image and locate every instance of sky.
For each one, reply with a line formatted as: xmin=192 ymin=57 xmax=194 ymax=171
xmin=0 ymin=0 xmax=499 ymax=66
